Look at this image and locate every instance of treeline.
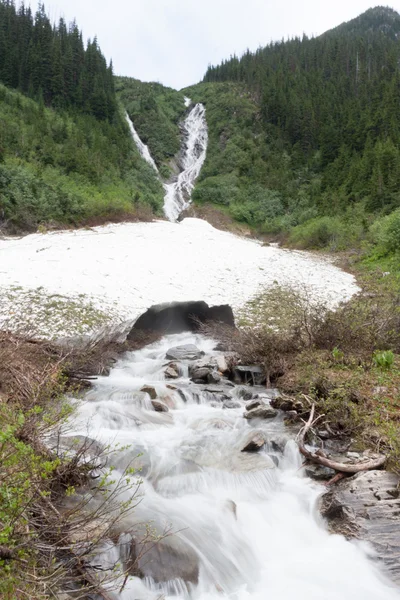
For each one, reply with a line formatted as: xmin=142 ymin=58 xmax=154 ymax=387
xmin=199 ymin=7 xmax=400 ymax=248
xmin=0 ymin=0 xmax=116 ymax=120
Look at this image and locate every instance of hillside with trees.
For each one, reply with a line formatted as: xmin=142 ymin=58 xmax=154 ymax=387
xmin=188 ymin=6 xmax=400 ymax=252
xmin=0 ymin=1 xmax=163 ymax=231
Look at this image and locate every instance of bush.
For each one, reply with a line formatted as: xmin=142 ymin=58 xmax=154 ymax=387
xmin=289 ymin=215 xmax=365 ymax=250
xmin=370 ymin=209 xmax=400 ymax=256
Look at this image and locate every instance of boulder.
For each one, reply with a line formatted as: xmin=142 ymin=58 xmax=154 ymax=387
xmin=165 ymin=364 xmax=180 ymax=379
xmin=138 ymin=535 xmax=199 ymax=584
xmin=320 ymin=470 xmax=400 ymax=584
xmin=244 ymin=406 xmax=278 ymax=420
xmin=305 ymin=464 xmax=336 ymax=481
xmin=233 ymin=365 xmax=266 ymax=385
xmin=128 ymin=301 xmax=235 ymax=335
xmin=245 ymin=399 xmax=262 ymax=411
xmin=166 ymin=344 xmax=204 ymax=361
xmin=191 ymin=367 xmax=212 ymax=382
xmin=241 ymin=431 xmax=266 ymax=452
xmin=223 ymin=399 xmax=241 ymax=409
xmin=207 ymin=370 xmax=222 ymax=384
xmin=151 ymin=400 xmax=169 ymax=413
xmin=140 ymin=385 xmax=157 ymax=400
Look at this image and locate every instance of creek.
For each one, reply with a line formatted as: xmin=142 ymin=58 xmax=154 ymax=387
xmin=67 ymin=333 xmax=400 ymax=600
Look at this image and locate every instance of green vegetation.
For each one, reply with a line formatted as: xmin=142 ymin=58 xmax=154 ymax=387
xmin=0 ymin=4 xmax=164 ymax=232
xmin=116 ymin=76 xmax=186 ymax=170
xmin=0 ymin=0 xmax=116 ymax=119
xmin=188 ymin=7 xmax=400 ymax=258
xmin=0 ymin=83 xmax=164 ymax=232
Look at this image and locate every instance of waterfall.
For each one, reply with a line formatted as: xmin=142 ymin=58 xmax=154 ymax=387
xmin=163 ymin=100 xmax=208 ymax=222
xmin=125 ymin=113 xmax=159 ymax=173
xmin=66 ymin=332 xmax=399 ymax=600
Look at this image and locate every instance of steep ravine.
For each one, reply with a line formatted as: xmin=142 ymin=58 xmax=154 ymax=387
xmin=127 ymin=97 xmax=207 ymax=222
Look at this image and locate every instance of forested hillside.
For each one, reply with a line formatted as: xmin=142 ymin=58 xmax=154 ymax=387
xmin=191 ymin=6 xmax=400 ymax=251
xmin=0 ymin=1 xmax=163 ymax=232
xmin=116 ymin=77 xmax=186 ymax=177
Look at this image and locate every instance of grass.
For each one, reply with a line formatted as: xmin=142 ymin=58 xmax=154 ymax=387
xmin=203 ymin=256 xmax=400 ymax=472
xmin=0 ymin=286 xmax=121 ymax=339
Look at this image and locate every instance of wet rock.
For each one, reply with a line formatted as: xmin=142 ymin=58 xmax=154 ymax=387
xmin=165 ymin=363 xmax=180 ymax=379
xmin=140 ymin=385 xmax=157 ymax=400
xmin=285 ymin=410 xmax=300 ymax=422
xmin=138 ymin=535 xmax=199 ymax=584
xmin=166 ymin=383 xmax=177 ymax=390
xmin=241 ymin=431 xmax=266 ymax=452
xmin=166 ymin=344 xmax=204 ymax=361
xmin=245 ymin=399 xmax=262 ymax=411
xmin=305 ymin=464 xmax=336 ymax=481
xmin=222 ymin=399 xmax=241 ymax=409
xmin=320 ymin=470 xmax=400 ymax=583
xmin=191 ymin=367 xmax=211 ymax=382
xmin=233 ymin=365 xmax=266 ymax=386
xmin=207 ymin=370 xmax=222 ymax=384
xmin=268 ymin=434 xmax=288 ymax=453
xmin=215 ymin=355 xmax=229 ymax=373
xmin=130 ymin=301 xmax=234 ymax=335
xmin=225 ymin=499 xmax=237 ymax=519
xmin=271 ymin=395 xmax=305 ymax=413
xmin=244 ymin=406 xmax=278 ymax=420
xmin=151 ymin=400 xmax=169 ymax=413
xmin=346 ymin=451 xmax=361 ymax=460
xmin=237 ymin=388 xmax=254 ymax=401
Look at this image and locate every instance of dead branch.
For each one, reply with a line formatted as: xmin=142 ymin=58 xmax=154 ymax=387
xmin=298 ymin=404 xmax=386 ymax=474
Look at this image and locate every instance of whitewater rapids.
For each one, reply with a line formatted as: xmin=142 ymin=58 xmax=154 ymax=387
xmin=0 ymin=218 xmax=359 ymax=338
xmin=67 ymin=332 xmax=400 ymax=600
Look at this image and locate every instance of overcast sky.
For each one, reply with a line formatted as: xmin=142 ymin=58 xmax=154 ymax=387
xmin=29 ymin=0 xmax=396 ymax=89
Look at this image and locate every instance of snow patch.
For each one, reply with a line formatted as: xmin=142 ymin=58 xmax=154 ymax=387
xmin=0 ymin=218 xmax=360 ymax=338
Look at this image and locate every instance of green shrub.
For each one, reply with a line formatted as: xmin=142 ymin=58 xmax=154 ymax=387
xmin=373 ymin=350 xmax=394 ymax=370
xmin=370 ymin=209 xmax=400 ymax=256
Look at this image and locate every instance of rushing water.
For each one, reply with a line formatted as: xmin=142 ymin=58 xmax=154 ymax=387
xmin=163 ymin=102 xmax=208 ymax=222
xmin=67 ymin=333 xmax=399 ymax=600
xmin=125 ymin=113 xmax=159 ymax=173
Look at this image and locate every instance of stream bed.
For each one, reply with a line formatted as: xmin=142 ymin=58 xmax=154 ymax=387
xmin=65 ymin=332 xmax=400 ymax=600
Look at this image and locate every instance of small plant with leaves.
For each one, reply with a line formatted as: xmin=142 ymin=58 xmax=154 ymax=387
xmin=373 ymin=350 xmax=395 ymax=371
xmin=332 ymin=347 xmax=344 ymax=363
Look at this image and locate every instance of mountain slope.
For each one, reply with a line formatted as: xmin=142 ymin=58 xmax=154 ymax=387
xmin=0 ymin=2 xmax=163 ymax=232
xmin=192 ymin=6 xmax=400 ymax=249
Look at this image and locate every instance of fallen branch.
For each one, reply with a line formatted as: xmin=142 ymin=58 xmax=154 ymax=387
xmin=298 ymin=404 xmax=386 ymax=474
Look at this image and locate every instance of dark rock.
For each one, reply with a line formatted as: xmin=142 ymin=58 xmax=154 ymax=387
xmin=305 ymin=464 xmax=336 ymax=481
xmin=140 ymin=385 xmax=157 ymax=400
xmin=138 ymin=535 xmax=199 ymax=584
xmin=166 ymin=344 xmax=204 ymax=361
xmin=241 ymin=431 xmax=266 ymax=452
xmin=271 ymin=396 xmax=304 ymax=413
xmin=237 ymin=388 xmax=254 ymax=401
xmin=233 ymin=365 xmax=266 ymax=386
xmin=128 ymin=301 xmax=235 ymax=336
xmin=223 ymin=400 xmax=241 ymax=409
xmin=191 ymin=367 xmax=211 ymax=381
xmin=151 ymin=400 xmax=169 ymax=413
xmin=207 ymin=370 xmax=222 ymax=384
xmin=321 ymin=470 xmax=400 ymax=583
xmin=285 ymin=410 xmax=300 ymax=422
xmin=244 ymin=406 xmax=278 ymax=420
xmin=245 ymin=399 xmax=262 ymax=411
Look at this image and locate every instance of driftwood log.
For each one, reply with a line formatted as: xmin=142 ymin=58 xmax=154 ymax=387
xmin=297 ymin=404 xmax=386 ymax=474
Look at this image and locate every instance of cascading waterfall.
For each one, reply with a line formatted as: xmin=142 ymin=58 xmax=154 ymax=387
xmin=66 ymin=332 xmax=400 ymax=600
xmin=125 ymin=113 xmax=159 ymax=173
xmin=163 ymin=100 xmax=208 ymax=222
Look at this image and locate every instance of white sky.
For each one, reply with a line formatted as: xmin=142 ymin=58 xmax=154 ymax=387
xmin=29 ymin=1 xmax=398 ymax=89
